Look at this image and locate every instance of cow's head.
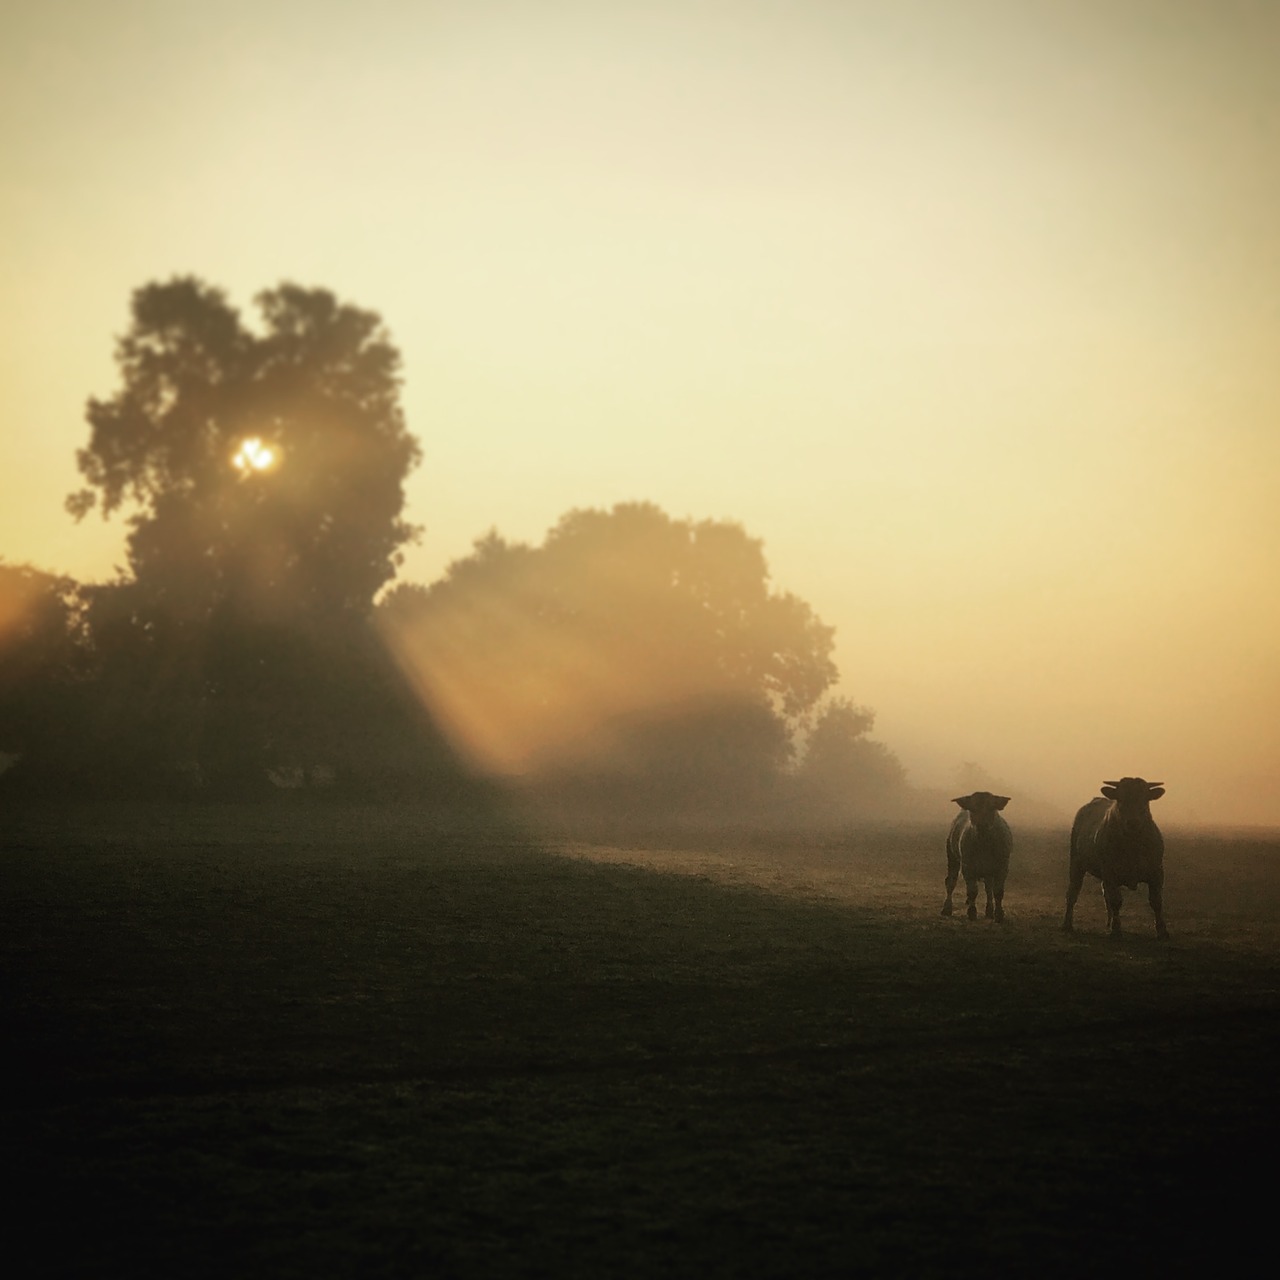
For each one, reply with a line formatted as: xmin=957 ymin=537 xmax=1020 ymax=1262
xmin=1101 ymin=777 xmax=1165 ymax=804
xmin=952 ymin=792 xmax=1011 ymax=827
xmin=1101 ymin=777 xmax=1164 ymax=830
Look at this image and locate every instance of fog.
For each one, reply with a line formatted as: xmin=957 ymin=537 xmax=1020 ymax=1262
xmin=2 ymin=1 xmax=1276 ymax=824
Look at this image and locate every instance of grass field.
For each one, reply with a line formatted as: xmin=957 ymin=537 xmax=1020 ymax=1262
xmin=4 ymin=803 xmax=1278 ymax=1277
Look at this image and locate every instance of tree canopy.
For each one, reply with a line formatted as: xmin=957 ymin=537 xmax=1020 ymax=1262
xmin=378 ymin=503 xmax=838 ymax=799
xmin=69 ymin=277 xmax=421 ymax=623
xmin=795 ymin=696 xmax=908 ymax=819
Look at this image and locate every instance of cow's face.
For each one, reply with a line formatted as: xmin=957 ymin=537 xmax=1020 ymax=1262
xmin=1101 ymin=777 xmax=1165 ymax=805
xmin=952 ymin=791 xmax=1010 ymax=827
xmin=1100 ymin=777 xmax=1165 ymax=828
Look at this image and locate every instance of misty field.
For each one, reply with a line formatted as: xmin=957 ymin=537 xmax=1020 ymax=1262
xmin=4 ymin=805 xmax=1278 ymax=1278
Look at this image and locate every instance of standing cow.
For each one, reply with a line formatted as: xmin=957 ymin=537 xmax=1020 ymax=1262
xmin=1063 ymin=777 xmax=1167 ymax=938
xmin=942 ymin=792 xmax=1012 ymax=922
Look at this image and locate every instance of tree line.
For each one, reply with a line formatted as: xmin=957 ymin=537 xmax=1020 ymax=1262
xmin=0 ymin=277 xmax=907 ymax=820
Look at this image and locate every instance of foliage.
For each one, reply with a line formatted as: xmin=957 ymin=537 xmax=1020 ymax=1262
xmin=69 ymin=278 xmax=420 ymax=621
xmin=795 ymin=696 xmax=908 ymax=818
xmin=0 ymin=561 xmax=89 ymax=758
xmin=379 ymin=503 xmax=839 ymax=803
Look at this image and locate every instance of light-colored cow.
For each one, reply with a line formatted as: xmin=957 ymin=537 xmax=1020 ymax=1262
xmin=942 ymin=792 xmax=1012 ymax=922
xmin=1063 ymin=777 xmax=1167 ymax=938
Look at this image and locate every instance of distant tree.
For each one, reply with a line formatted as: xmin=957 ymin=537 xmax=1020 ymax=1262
xmin=61 ymin=278 xmax=427 ymax=793
xmin=795 ymin=696 xmax=908 ymax=819
xmin=951 ymin=761 xmax=1064 ymax=826
xmin=954 ymin=761 xmax=1004 ymax=795
xmin=378 ymin=503 xmax=838 ymax=810
xmin=0 ymin=562 xmax=89 ymax=762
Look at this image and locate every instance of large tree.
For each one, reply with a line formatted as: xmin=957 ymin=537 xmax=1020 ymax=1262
xmin=378 ymin=503 xmax=838 ymax=810
xmin=64 ymin=278 xmax=429 ymax=792
xmin=70 ymin=277 xmax=420 ymax=622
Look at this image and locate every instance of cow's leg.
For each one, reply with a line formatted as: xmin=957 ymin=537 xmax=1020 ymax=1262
xmin=1148 ymin=876 xmax=1169 ymax=940
xmin=1063 ymin=861 xmax=1085 ymax=932
xmin=964 ymin=873 xmax=979 ymax=921
xmin=942 ymin=852 xmax=959 ymax=917
xmin=984 ymin=881 xmax=994 ymax=919
xmin=1103 ymin=881 xmax=1124 ymax=936
xmin=992 ymin=864 xmax=1007 ymax=924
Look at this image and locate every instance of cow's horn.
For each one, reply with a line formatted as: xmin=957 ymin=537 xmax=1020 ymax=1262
xmin=1102 ymin=780 xmax=1120 ymax=787
xmin=1147 ymin=781 xmax=1164 ymax=788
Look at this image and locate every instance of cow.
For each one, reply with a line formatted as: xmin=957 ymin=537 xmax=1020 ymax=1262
xmin=1063 ymin=777 xmax=1167 ymax=938
xmin=941 ymin=792 xmax=1012 ymax=922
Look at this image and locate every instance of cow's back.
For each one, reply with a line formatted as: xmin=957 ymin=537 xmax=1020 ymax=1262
xmin=1070 ymin=797 xmax=1109 ymax=875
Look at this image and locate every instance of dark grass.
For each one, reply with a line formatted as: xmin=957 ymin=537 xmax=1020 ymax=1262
xmin=3 ymin=804 xmax=1278 ymax=1277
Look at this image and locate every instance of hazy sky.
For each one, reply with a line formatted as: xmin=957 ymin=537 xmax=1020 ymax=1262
xmin=3 ymin=0 xmax=1278 ymax=824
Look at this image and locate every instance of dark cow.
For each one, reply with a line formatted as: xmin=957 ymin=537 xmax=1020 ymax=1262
xmin=1063 ymin=777 xmax=1167 ymax=938
xmin=941 ymin=792 xmax=1012 ymax=922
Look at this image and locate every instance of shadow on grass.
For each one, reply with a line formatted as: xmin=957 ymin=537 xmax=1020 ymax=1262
xmin=3 ymin=804 xmax=1278 ymax=1278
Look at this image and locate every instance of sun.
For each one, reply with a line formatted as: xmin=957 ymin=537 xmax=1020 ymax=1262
xmin=232 ymin=437 xmax=277 ymax=473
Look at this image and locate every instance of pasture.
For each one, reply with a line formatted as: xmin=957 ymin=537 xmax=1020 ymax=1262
xmin=4 ymin=803 xmax=1278 ymax=1277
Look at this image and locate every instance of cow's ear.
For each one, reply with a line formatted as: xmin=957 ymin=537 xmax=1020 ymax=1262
xmin=993 ymin=796 xmax=1010 ymax=809
xmin=951 ymin=795 xmax=972 ymax=809
xmin=1101 ymin=786 xmax=1119 ymax=800
xmin=1147 ymin=787 xmax=1166 ymax=801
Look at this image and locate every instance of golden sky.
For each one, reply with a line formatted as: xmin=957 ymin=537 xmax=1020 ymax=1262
xmin=2 ymin=0 xmax=1277 ymax=824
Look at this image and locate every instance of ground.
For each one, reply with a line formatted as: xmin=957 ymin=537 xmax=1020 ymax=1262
xmin=4 ymin=804 xmax=1277 ymax=1277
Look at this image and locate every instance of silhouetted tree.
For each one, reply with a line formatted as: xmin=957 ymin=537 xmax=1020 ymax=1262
xmin=69 ymin=278 xmax=420 ymax=620
xmin=62 ymin=278 xmax=427 ymax=793
xmin=795 ymin=696 xmax=907 ymax=819
xmin=0 ymin=563 xmax=89 ymax=764
xmin=379 ymin=503 xmax=838 ymax=813
xmin=952 ymin=761 xmax=1063 ymax=826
